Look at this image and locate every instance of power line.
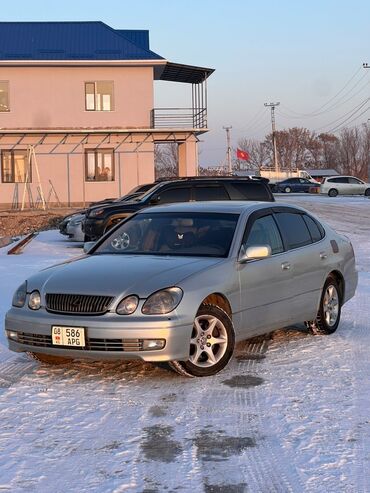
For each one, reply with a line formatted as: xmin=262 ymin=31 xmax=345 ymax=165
xmin=316 ymin=97 xmax=369 ymax=132
xmin=237 ymin=107 xmax=268 ymax=132
xmin=282 ymin=66 xmax=364 ymax=117
xmin=328 ymin=106 xmax=369 ymax=133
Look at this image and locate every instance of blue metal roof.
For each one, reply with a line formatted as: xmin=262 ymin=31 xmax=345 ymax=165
xmin=0 ymin=21 xmax=163 ymax=61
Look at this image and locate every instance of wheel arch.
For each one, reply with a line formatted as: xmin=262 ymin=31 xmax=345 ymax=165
xmin=200 ymin=292 xmax=232 ymax=318
xmin=327 ymin=270 xmax=345 ymax=302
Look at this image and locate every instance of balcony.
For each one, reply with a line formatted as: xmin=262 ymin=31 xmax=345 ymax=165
xmin=151 ymin=107 xmax=207 ymax=130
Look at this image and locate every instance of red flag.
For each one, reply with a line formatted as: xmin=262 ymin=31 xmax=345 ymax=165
xmin=236 ymin=148 xmax=250 ymax=161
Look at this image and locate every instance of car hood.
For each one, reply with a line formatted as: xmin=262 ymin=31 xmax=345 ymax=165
xmin=27 ymin=254 xmax=223 ymax=298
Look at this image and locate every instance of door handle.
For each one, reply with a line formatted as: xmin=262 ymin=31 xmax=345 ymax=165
xmin=281 ymin=262 xmax=291 ymax=270
xmin=320 ymin=252 xmax=327 ymax=260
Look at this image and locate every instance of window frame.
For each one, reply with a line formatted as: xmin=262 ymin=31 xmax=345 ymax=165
xmin=0 ymin=81 xmax=10 ymax=112
xmin=84 ymin=149 xmax=115 ymax=182
xmin=1 ymin=149 xmax=30 ymax=183
xmin=240 ymin=208 xmax=285 ymax=258
xmin=84 ymin=81 xmax=115 ymax=112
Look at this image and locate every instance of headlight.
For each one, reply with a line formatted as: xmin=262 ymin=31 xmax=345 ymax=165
xmin=89 ymin=208 xmax=105 ymax=218
xmin=70 ymin=218 xmax=83 ymax=226
xmin=116 ymin=295 xmax=139 ymax=315
xmin=12 ymin=281 xmax=27 ymax=308
xmin=142 ymin=287 xmax=183 ymax=315
xmin=28 ymin=290 xmax=41 ymax=310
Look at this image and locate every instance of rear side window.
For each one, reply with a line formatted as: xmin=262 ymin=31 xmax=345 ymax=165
xmin=193 ymin=186 xmax=229 ymax=201
xmin=157 ymin=187 xmax=191 ymax=204
xmin=243 ymin=214 xmax=284 ymax=255
xmin=228 ymin=182 xmax=271 ymax=201
xmin=274 ymin=212 xmax=312 ymax=249
xmin=302 ymin=214 xmax=324 ymax=242
xmin=328 ymin=177 xmax=348 ymax=184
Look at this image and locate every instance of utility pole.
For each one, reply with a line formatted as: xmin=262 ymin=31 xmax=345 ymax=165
xmin=223 ymin=125 xmax=232 ymax=174
xmin=264 ymin=102 xmax=280 ymax=173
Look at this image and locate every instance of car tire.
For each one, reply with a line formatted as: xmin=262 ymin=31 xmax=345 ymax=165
xmin=168 ymin=304 xmax=235 ymax=377
xmin=284 ymin=186 xmax=292 ymax=193
xmin=27 ymin=352 xmax=73 ymax=365
xmin=328 ymin=188 xmax=338 ymax=197
xmin=307 ymin=276 xmax=342 ymax=335
xmin=364 ymin=188 xmax=370 ymax=197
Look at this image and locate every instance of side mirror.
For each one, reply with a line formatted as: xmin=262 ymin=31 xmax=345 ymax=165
xmin=238 ymin=245 xmax=272 ymax=263
xmin=149 ymin=195 xmax=160 ymax=205
xmin=83 ymin=241 xmax=96 ymax=253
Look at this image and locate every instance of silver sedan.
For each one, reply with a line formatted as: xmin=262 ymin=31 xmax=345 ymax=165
xmin=5 ymin=201 xmax=357 ymax=377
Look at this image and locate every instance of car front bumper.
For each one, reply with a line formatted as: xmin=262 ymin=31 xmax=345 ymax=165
xmin=5 ymin=309 xmax=193 ymax=362
xmin=66 ymin=223 xmax=84 ymax=242
xmin=83 ymin=218 xmax=106 ymax=240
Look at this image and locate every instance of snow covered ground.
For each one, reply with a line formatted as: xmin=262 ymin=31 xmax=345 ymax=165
xmin=0 ymin=195 xmax=369 ymax=493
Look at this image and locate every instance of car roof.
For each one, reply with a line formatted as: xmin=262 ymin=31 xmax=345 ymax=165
xmin=139 ymin=201 xmax=279 ymax=215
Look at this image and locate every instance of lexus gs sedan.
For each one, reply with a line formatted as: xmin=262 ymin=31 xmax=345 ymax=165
xmin=5 ymin=202 xmax=357 ymax=377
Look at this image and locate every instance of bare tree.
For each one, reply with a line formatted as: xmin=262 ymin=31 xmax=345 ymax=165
xmin=235 ymin=138 xmax=271 ymax=170
xmin=338 ymin=126 xmax=369 ymax=179
xmin=154 ymin=143 xmax=178 ymax=179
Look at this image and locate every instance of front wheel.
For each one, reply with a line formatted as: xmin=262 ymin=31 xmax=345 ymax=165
xmin=307 ymin=276 xmax=342 ymax=335
xmin=284 ymin=186 xmax=292 ymax=193
xmin=169 ymin=304 xmax=235 ymax=377
xmin=328 ymin=188 xmax=338 ymax=197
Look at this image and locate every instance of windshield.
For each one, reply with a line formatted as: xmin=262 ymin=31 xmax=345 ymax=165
xmin=95 ymin=212 xmax=239 ymax=257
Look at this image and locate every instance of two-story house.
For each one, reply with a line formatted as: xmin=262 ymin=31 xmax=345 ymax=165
xmin=0 ymin=21 xmax=213 ymax=207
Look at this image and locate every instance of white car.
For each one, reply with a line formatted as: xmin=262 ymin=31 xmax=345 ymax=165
xmin=321 ymin=176 xmax=370 ymax=197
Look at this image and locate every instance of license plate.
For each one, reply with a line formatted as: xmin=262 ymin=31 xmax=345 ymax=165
xmin=52 ymin=326 xmax=85 ymax=347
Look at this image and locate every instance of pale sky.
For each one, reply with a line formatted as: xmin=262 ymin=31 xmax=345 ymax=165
xmin=2 ymin=0 xmax=370 ymax=165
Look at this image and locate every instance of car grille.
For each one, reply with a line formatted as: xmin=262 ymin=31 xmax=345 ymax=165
xmin=45 ymin=294 xmax=114 ymax=315
xmin=17 ymin=332 xmax=144 ymax=352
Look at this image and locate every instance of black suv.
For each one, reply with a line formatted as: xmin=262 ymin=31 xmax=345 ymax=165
xmin=83 ymin=177 xmax=274 ymax=241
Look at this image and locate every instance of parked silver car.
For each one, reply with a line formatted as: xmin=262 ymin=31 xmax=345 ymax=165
xmin=5 ymin=202 xmax=357 ymax=377
xmin=321 ymin=175 xmax=370 ymax=197
xmin=65 ymin=213 xmax=85 ymax=242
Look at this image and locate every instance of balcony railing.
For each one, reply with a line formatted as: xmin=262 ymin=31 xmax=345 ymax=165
xmin=151 ymin=108 xmax=207 ymax=129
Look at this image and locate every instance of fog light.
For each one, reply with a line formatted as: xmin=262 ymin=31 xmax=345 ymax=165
xmin=28 ymin=291 xmax=41 ymax=310
xmin=142 ymin=339 xmax=166 ymax=350
xmin=6 ymin=330 xmax=18 ymax=341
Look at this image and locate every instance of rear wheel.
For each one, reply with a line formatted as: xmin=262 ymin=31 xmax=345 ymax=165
xmin=328 ymin=188 xmax=338 ymax=197
xmin=307 ymin=276 xmax=342 ymax=335
xmin=364 ymin=188 xmax=370 ymax=197
xmin=28 ymin=352 xmax=73 ymax=365
xmin=169 ymin=304 xmax=235 ymax=377
xmin=284 ymin=186 xmax=292 ymax=193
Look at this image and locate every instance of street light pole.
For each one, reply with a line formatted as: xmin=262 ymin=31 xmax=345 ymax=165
xmin=264 ymin=102 xmax=280 ymax=173
xmin=223 ymin=126 xmax=232 ymax=174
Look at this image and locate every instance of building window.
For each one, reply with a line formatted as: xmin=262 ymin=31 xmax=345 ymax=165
xmin=85 ymin=81 xmax=114 ymax=111
xmin=1 ymin=150 xmax=30 ymax=183
xmin=0 ymin=81 xmax=10 ymax=112
xmin=85 ymin=149 xmax=114 ymax=182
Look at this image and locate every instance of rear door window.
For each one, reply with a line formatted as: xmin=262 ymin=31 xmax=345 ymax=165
xmin=193 ymin=186 xmax=229 ymax=201
xmin=274 ymin=212 xmax=312 ymax=249
xmin=302 ymin=214 xmax=324 ymax=242
xmin=157 ymin=187 xmax=191 ymax=204
xmin=328 ymin=177 xmax=349 ymax=184
xmin=228 ymin=182 xmax=270 ymax=200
